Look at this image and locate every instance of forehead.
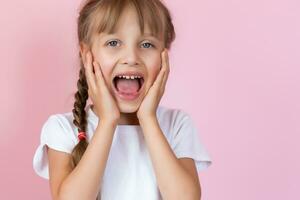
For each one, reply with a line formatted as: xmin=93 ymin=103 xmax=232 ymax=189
xmin=91 ymin=2 xmax=164 ymax=42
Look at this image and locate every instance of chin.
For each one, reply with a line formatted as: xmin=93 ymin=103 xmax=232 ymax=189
xmin=117 ymin=101 xmax=141 ymax=113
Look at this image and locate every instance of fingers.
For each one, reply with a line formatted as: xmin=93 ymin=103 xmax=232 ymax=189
xmin=153 ymin=59 xmax=166 ymax=88
xmin=153 ymin=48 xmax=169 ymax=93
xmin=152 ymin=49 xmax=169 ymax=89
xmin=161 ymin=49 xmax=170 ymax=91
xmin=92 ymin=60 xmax=107 ymax=88
xmin=83 ymin=51 xmax=97 ymax=90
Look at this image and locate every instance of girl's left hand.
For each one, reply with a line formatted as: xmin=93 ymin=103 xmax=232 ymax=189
xmin=137 ymin=48 xmax=170 ymax=120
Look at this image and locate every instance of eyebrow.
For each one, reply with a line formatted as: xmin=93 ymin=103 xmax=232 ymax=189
xmin=100 ymin=33 xmax=160 ymax=41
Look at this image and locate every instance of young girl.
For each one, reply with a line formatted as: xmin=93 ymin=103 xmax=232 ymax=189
xmin=33 ymin=0 xmax=212 ymax=199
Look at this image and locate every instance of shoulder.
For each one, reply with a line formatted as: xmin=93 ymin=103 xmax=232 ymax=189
xmin=156 ymin=105 xmax=195 ymax=139
xmin=42 ymin=111 xmax=75 ymax=134
xmin=40 ymin=111 xmax=78 ymax=150
xmin=44 ymin=112 xmax=73 ymax=131
xmin=157 ymin=105 xmax=192 ymax=128
xmin=33 ymin=111 xmax=77 ymax=179
xmin=52 ymin=109 xmax=77 ymax=125
xmin=157 ymin=106 xmax=213 ymax=172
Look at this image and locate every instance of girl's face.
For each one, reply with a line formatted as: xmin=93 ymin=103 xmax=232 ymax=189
xmin=89 ymin=5 xmax=165 ymax=113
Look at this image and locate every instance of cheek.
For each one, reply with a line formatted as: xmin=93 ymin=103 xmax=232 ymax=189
xmin=96 ymin=51 xmax=115 ymax=71
xmin=94 ymin=51 xmax=116 ymax=83
xmin=145 ymin=55 xmax=162 ymax=82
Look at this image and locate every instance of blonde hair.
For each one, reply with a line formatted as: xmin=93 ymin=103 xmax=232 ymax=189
xmin=71 ymin=0 xmax=175 ymax=198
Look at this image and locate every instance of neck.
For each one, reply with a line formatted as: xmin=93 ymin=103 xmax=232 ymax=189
xmin=118 ymin=112 xmax=140 ymax=125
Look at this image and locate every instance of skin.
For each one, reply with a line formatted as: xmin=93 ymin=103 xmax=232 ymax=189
xmin=46 ymin=1 xmax=202 ymax=199
xmin=80 ymin=4 xmax=167 ymax=125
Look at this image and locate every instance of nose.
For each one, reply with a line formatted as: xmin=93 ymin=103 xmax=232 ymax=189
xmin=121 ymin=47 xmax=140 ymax=66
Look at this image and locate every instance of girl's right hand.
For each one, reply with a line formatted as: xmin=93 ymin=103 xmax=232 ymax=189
xmin=83 ymin=50 xmax=120 ymax=124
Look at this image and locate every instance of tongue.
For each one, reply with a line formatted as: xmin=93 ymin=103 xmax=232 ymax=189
xmin=116 ymin=78 xmax=140 ymax=94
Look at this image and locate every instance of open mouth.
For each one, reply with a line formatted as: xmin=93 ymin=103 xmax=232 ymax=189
xmin=112 ymin=73 xmax=145 ymax=100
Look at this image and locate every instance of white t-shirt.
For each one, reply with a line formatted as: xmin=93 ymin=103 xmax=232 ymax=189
xmin=33 ymin=104 xmax=212 ymax=200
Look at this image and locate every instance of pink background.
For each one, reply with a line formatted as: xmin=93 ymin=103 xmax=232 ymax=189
xmin=1 ymin=0 xmax=299 ymax=199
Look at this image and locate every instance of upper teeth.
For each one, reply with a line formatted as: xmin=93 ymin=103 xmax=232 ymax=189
xmin=118 ymin=75 xmax=142 ymax=79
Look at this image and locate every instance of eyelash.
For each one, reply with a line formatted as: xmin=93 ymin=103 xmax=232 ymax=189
xmin=106 ymin=40 xmax=155 ymax=48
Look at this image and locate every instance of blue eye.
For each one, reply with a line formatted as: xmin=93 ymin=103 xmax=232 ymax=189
xmin=142 ymin=42 xmax=155 ymax=48
xmin=107 ymin=40 xmax=120 ymax=47
xmin=106 ymin=40 xmax=155 ymax=48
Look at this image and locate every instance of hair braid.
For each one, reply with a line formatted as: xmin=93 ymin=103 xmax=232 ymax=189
xmin=71 ymin=63 xmax=89 ymax=169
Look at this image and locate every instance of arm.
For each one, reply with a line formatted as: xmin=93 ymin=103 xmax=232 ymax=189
xmin=48 ymin=120 xmax=117 ymax=200
xmin=139 ymin=117 xmax=201 ymax=200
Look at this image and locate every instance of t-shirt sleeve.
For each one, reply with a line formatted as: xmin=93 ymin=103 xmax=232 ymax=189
xmin=32 ymin=115 xmax=76 ymax=179
xmin=171 ymin=111 xmax=212 ymax=172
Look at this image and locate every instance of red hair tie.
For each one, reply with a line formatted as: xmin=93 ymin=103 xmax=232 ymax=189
xmin=78 ymin=131 xmax=87 ymax=141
